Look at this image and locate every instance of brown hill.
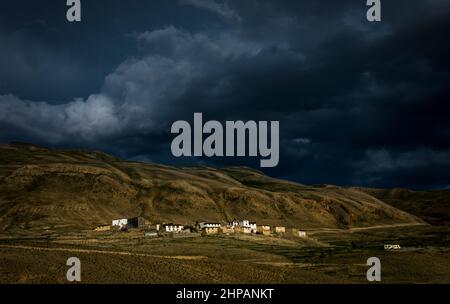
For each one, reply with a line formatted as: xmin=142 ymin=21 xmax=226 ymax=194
xmin=0 ymin=143 xmax=422 ymax=231
xmin=355 ymin=187 xmax=450 ymax=226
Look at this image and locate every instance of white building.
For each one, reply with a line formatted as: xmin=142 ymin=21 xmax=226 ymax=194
xmin=163 ymin=224 xmax=184 ymax=232
xmin=200 ymin=222 xmax=221 ymax=229
xmin=112 ymin=219 xmax=128 ymax=228
xmin=275 ymin=226 xmax=286 ymax=233
xmin=298 ymin=231 xmax=307 ymax=237
xmin=229 ymin=220 xmax=257 ymax=233
xmin=228 ymin=220 xmax=239 ymax=228
xmin=249 ymin=222 xmax=257 ymax=233
xmin=112 ymin=217 xmax=143 ymax=229
xmin=239 ymin=220 xmax=250 ymax=227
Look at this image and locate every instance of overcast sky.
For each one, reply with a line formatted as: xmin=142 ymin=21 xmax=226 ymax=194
xmin=0 ymin=0 xmax=449 ymax=189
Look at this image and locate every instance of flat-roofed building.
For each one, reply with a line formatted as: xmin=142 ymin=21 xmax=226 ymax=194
xmin=258 ymin=225 xmax=271 ymax=235
xmin=221 ymin=227 xmax=235 ymax=234
xmin=275 ymin=226 xmax=286 ymax=234
xmin=163 ymin=223 xmax=185 ymax=233
xmin=199 ymin=222 xmax=221 ymax=229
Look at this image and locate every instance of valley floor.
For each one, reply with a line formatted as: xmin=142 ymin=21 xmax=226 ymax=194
xmin=0 ymin=225 xmax=449 ymax=284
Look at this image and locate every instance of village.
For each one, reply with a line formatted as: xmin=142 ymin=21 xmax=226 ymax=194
xmin=94 ymin=217 xmax=308 ymax=239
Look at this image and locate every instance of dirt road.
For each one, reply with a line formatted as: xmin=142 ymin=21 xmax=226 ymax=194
xmin=0 ymin=244 xmax=207 ymax=260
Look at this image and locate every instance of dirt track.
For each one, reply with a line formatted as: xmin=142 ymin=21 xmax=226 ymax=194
xmin=0 ymin=244 xmax=207 ymax=260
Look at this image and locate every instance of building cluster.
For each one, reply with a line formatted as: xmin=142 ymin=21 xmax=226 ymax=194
xmin=94 ymin=217 xmax=308 ymax=238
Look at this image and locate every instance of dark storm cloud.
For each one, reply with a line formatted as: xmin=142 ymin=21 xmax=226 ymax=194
xmin=0 ymin=0 xmax=449 ymax=189
xmin=181 ymin=0 xmax=242 ymax=23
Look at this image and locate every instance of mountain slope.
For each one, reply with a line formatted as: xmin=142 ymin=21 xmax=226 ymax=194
xmin=355 ymin=187 xmax=450 ymax=226
xmin=0 ymin=143 xmax=422 ymax=231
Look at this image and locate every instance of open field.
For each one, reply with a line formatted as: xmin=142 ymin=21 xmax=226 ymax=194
xmin=1 ymin=225 xmax=449 ymax=284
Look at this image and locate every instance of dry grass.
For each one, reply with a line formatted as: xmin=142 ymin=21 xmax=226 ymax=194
xmin=0 ymin=225 xmax=449 ymax=284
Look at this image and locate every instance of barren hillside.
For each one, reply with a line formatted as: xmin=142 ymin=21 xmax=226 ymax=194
xmin=0 ymin=143 xmax=422 ymax=232
xmin=355 ymin=187 xmax=450 ymax=226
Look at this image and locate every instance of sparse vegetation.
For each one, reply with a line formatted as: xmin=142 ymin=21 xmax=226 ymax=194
xmin=0 ymin=143 xmax=448 ymax=284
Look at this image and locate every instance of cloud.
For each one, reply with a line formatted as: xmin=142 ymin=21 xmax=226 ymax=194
xmin=350 ymin=148 xmax=450 ymax=189
xmin=134 ymin=26 xmax=261 ymax=60
xmin=357 ymin=149 xmax=450 ymax=173
xmin=293 ymin=138 xmax=311 ymax=145
xmin=0 ymin=94 xmax=121 ymax=143
xmin=102 ymin=26 xmax=263 ymax=130
xmin=0 ymin=30 xmax=89 ymax=102
xmin=181 ymin=0 xmax=242 ymax=23
xmin=1 ymin=0 xmax=450 ymax=189
xmin=0 ymin=26 xmax=263 ymax=143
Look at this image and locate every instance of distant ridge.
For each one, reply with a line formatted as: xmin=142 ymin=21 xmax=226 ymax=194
xmin=355 ymin=187 xmax=450 ymax=226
